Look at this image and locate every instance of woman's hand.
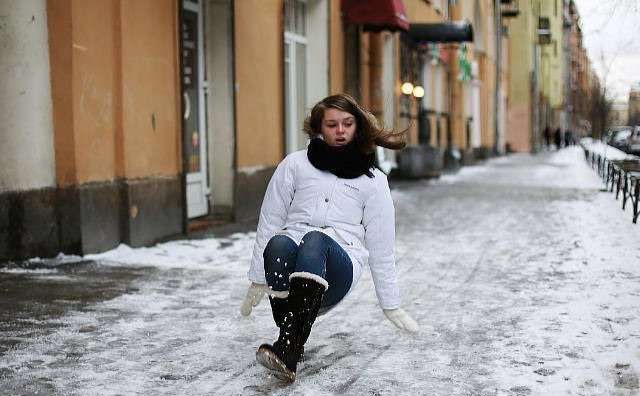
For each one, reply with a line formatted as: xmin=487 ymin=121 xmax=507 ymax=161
xmin=383 ymin=308 xmax=419 ymax=333
xmin=240 ymin=282 xmax=268 ymax=316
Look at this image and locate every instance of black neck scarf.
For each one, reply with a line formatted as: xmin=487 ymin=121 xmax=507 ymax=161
xmin=307 ymin=138 xmax=376 ymax=179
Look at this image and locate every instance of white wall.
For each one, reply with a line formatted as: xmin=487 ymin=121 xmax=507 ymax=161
xmin=471 ymin=62 xmax=482 ymax=148
xmin=382 ymin=33 xmax=396 ymax=129
xmin=379 ymin=32 xmax=397 ymax=173
xmin=306 ymin=0 xmax=329 ymax=108
xmin=421 ymin=62 xmax=433 ymax=110
xmin=434 ymin=64 xmax=444 ymax=113
xmin=206 ymin=0 xmax=235 ymax=210
xmin=0 ymin=0 xmax=55 ymax=191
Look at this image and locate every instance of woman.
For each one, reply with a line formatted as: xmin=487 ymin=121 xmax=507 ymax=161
xmin=240 ymin=94 xmax=418 ymax=382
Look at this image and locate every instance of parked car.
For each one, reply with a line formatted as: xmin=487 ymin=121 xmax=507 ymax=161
xmin=604 ymin=126 xmax=630 ymax=142
xmin=625 ymin=126 xmax=640 ymax=155
xmin=606 ymin=126 xmax=633 ymax=151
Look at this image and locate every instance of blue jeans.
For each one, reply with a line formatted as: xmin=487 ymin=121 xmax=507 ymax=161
xmin=263 ymin=231 xmax=353 ymax=312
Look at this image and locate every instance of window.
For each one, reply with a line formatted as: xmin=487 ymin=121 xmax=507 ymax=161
xmin=284 ymin=0 xmax=308 ymax=153
xmin=285 ymin=0 xmax=306 ymax=35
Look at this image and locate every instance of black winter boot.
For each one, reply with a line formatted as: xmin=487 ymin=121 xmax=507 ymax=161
xmin=256 ymin=274 xmax=327 ymax=382
xmin=268 ymin=296 xmax=306 ymax=363
xmin=268 ymin=295 xmax=289 ymax=328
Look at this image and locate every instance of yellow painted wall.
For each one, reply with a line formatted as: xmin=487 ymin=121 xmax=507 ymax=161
xmin=47 ymin=0 xmax=76 ymax=186
xmin=404 ymin=0 xmax=444 ymax=23
xmin=234 ymin=0 xmax=283 ymax=168
xmin=505 ymin=1 xmax=537 ymax=151
xmin=507 ymin=10 xmax=533 ymax=104
xmin=448 ymin=49 xmax=464 ymax=148
xmin=49 ymin=0 xmax=119 ymax=186
xmin=360 ymin=33 xmax=371 ymax=109
xmin=394 ymin=34 xmax=402 ymax=131
xmin=329 ymin=0 xmax=344 ymax=94
xmin=449 ymin=3 xmax=471 ymax=150
xmin=72 ymin=0 xmax=120 ymax=184
xmin=508 ymin=103 xmax=531 ymax=151
xmin=475 ymin=0 xmax=495 ymax=150
xmin=368 ymin=33 xmax=384 ymax=119
xmin=48 ymin=0 xmax=181 ymax=186
xmin=486 ymin=4 xmax=497 ymax=151
xmin=541 ymin=0 xmax=564 ymax=109
xmin=120 ymin=0 xmax=180 ymax=178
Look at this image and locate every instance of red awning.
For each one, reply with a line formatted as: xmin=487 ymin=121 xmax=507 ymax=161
xmin=342 ymin=0 xmax=409 ymax=32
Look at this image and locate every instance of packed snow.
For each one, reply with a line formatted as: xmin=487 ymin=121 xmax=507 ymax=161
xmin=1 ymin=146 xmax=639 ymax=395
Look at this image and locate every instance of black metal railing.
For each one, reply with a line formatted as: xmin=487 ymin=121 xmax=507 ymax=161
xmin=583 ymin=147 xmax=640 ymax=224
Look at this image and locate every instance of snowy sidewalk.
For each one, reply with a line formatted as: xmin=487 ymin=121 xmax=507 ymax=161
xmin=2 ymin=147 xmax=640 ymax=395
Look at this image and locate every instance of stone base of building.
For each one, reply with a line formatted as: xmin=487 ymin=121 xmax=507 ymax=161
xmin=473 ymin=146 xmax=494 ymax=161
xmin=234 ymin=167 xmax=276 ymax=222
xmin=461 ymin=148 xmax=476 ymax=166
xmin=396 ymin=145 xmax=444 ymax=179
xmin=444 ymin=147 xmax=462 ymax=170
xmin=0 ymin=176 xmax=183 ymax=261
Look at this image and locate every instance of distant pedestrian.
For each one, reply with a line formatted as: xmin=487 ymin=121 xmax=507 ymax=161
xmin=564 ymin=129 xmax=573 ymax=147
xmin=554 ymin=127 xmax=562 ymax=149
xmin=543 ymin=126 xmax=551 ymax=149
xmin=240 ymin=94 xmax=418 ymax=382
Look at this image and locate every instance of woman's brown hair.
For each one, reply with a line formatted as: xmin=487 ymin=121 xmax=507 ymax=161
xmin=303 ymin=94 xmax=407 ymax=154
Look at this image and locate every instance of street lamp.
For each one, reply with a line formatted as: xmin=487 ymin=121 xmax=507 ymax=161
xmin=412 ymin=85 xmax=425 ymax=98
xmin=401 ymin=82 xmax=414 ymax=95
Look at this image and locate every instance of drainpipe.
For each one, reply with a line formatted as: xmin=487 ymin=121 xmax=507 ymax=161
xmin=532 ymin=42 xmax=541 ymax=152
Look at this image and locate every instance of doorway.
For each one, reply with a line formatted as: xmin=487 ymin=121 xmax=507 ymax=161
xmin=181 ymin=0 xmax=209 ymax=219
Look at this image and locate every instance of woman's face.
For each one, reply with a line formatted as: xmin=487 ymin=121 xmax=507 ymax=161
xmin=321 ymin=108 xmax=357 ymax=147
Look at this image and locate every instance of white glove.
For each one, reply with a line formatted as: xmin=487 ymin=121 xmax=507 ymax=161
xmin=240 ymin=282 xmax=268 ymax=316
xmin=383 ymin=308 xmax=419 ymax=333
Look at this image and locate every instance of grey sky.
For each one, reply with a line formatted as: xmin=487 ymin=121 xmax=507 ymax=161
xmin=573 ymin=0 xmax=640 ymax=101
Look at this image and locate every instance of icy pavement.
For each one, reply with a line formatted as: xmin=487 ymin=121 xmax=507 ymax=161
xmin=1 ymin=146 xmax=640 ymax=395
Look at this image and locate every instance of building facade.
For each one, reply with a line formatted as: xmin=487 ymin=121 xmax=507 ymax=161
xmin=3 ymin=0 xmax=563 ymax=261
xmin=449 ymin=0 xmax=512 ymax=157
xmin=1 ymin=0 xmax=183 ymax=260
xmin=506 ymin=0 xmax=597 ymax=151
xmin=540 ymin=0 xmax=566 ymax=131
xmin=629 ymin=83 xmax=640 ymax=126
xmin=506 ymin=0 xmax=540 ymax=152
xmin=609 ymin=101 xmax=629 ymax=127
xmin=566 ymin=0 xmax=593 ymax=136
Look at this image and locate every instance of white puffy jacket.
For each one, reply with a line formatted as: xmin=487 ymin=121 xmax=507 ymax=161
xmin=247 ymin=149 xmax=401 ymax=309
